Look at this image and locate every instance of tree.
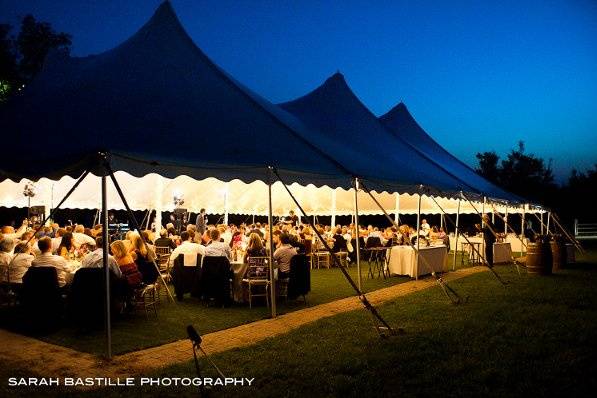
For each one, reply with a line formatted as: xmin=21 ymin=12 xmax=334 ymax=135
xmin=475 ymin=141 xmax=557 ymax=204
xmin=0 ymin=15 xmax=71 ymax=102
xmin=16 ymin=15 xmax=71 ymax=81
xmin=475 ymin=151 xmax=500 ymax=184
xmin=0 ymin=24 xmax=18 ymax=101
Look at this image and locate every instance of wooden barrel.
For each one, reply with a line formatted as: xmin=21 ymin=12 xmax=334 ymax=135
xmin=526 ymin=241 xmax=552 ymax=275
xmin=550 ymin=240 xmax=566 ymax=271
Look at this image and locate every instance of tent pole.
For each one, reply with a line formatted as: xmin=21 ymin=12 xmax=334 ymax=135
xmin=154 ymin=176 xmax=163 ymax=234
xmin=546 ymin=212 xmax=551 ymax=234
xmin=267 ymin=168 xmax=277 ymax=318
xmin=101 ymin=174 xmax=112 ymax=360
xmin=521 ymin=205 xmax=526 ymax=257
xmin=440 ymin=212 xmax=444 ymax=230
xmin=540 ymin=212 xmax=544 ymax=234
xmin=331 ymin=189 xmax=337 ymax=228
xmin=224 ymin=182 xmax=229 ymax=226
xmin=416 ymin=192 xmax=421 ymax=280
xmin=453 ymin=197 xmax=461 ymax=271
xmin=504 ymin=207 xmax=508 ymax=235
xmin=394 ymin=193 xmax=400 ymax=225
xmin=354 ymin=178 xmax=362 ymax=291
xmin=481 ymin=196 xmax=486 ymax=259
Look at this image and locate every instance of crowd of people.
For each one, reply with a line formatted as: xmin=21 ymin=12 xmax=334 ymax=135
xmin=0 ymin=212 xmax=453 ymax=296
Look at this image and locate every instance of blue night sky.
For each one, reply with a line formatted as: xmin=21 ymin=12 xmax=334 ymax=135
xmin=1 ymin=0 xmax=596 ymax=182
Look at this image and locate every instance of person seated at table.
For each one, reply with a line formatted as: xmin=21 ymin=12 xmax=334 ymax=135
xmin=288 ymin=232 xmax=306 ymax=253
xmin=4 ymin=242 xmax=34 ymax=288
xmin=0 ymin=237 xmax=16 ymax=278
xmin=438 ymin=227 xmax=449 ymax=246
xmin=130 ymin=233 xmax=158 ymax=284
xmin=155 ymin=229 xmax=177 ymax=250
xmin=166 ymin=224 xmax=177 ymax=239
xmin=273 ymin=233 xmax=296 ymax=279
xmin=169 ymin=231 xmax=206 ymax=266
xmin=220 ymin=225 xmax=233 ymax=246
xmin=331 ymin=228 xmax=347 ymax=253
xmin=244 ymin=233 xmax=266 ymax=263
xmin=57 ymin=232 xmax=76 ymax=260
xmin=50 ymin=228 xmax=66 ymax=253
xmin=73 ymin=224 xmax=96 ymax=248
xmin=420 ymin=219 xmax=431 ymax=236
xmin=80 ymin=236 xmax=123 ymax=278
xmin=32 ymin=237 xmax=72 ymax=288
xmin=141 ymin=230 xmax=155 ymax=246
xmin=204 ymin=229 xmax=231 ymax=260
xmin=110 ymin=240 xmax=143 ymax=289
xmin=429 ymin=226 xmax=440 ymax=240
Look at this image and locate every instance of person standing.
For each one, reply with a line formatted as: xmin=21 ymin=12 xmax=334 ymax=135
xmin=479 ymin=214 xmax=497 ymax=266
xmin=195 ymin=208 xmax=207 ymax=236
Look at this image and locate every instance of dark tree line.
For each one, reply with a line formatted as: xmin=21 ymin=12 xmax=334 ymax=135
xmin=0 ymin=15 xmax=71 ymax=102
xmin=476 ymin=141 xmax=597 ymax=224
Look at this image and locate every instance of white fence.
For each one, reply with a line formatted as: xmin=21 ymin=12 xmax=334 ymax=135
xmin=574 ymin=219 xmax=597 ymax=240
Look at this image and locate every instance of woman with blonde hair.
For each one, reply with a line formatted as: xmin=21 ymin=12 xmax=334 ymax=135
xmin=244 ymin=233 xmax=266 ymax=263
xmin=110 ymin=240 xmax=143 ymax=289
xmin=130 ymin=233 xmax=158 ymax=284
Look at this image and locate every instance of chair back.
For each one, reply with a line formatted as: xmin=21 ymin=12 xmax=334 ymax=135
xmin=303 ymin=239 xmax=313 ymax=255
xmin=170 ymin=253 xmax=202 ymax=301
xmin=288 ymin=254 xmax=310 ymax=299
xmin=366 ymin=236 xmax=382 ymax=248
xmin=246 ymin=256 xmax=270 ymax=279
xmin=21 ymin=266 xmax=61 ymax=329
xmin=200 ymin=256 xmax=232 ymax=306
xmin=68 ymin=268 xmax=120 ymax=328
xmin=155 ymin=246 xmax=171 ymax=269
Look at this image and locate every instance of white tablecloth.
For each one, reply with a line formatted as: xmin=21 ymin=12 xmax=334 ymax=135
xmin=449 ymin=234 xmax=528 ymax=254
xmin=386 ymin=245 xmax=447 ymax=278
xmin=493 ymin=242 xmax=512 ymax=264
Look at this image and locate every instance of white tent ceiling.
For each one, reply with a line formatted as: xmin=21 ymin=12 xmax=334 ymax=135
xmin=0 ymin=171 xmax=525 ymax=218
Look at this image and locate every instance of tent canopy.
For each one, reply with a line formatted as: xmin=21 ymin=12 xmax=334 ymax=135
xmin=278 ymin=73 xmax=480 ymax=196
xmin=379 ymin=102 xmax=520 ymax=202
xmin=0 ymin=1 xmax=355 ymax=188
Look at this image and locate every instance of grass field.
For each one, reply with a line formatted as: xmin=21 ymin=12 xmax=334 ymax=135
xmin=2 ymin=246 xmax=596 ymax=397
xmin=0 ymin=261 xmax=411 ymax=355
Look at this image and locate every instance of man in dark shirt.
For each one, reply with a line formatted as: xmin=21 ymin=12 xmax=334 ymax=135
xmin=155 ymin=229 xmax=176 ymax=250
xmin=479 ymin=214 xmax=497 ymax=266
xmin=284 ymin=210 xmax=299 ymax=227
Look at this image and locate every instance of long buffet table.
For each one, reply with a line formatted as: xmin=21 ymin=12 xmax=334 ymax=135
xmin=386 ymin=245 xmax=448 ymax=278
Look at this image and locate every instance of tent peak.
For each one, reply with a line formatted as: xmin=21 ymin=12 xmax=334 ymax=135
xmin=383 ymin=101 xmax=412 ymax=120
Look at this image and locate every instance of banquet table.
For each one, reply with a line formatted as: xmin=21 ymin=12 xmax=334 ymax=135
xmin=65 ymin=260 xmax=82 ymax=284
xmin=386 ymin=245 xmax=448 ymax=278
xmin=493 ymin=242 xmax=512 ymax=264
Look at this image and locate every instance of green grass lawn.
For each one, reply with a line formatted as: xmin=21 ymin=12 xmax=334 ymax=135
xmin=2 ymin=247 xmax=597 ymax=397
xmin=0 ymin=261 xmax=410 ymax=355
